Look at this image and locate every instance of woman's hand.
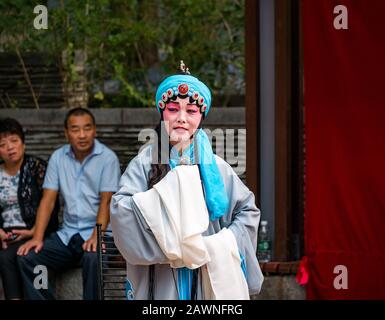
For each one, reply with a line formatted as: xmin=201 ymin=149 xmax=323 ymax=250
xmin=11 ymin=229 xmax=34 ymax=242
xmin=0 ymin=228 xmax=34 ymax=247
xmin=0 ymin=228 xmax=11 ymax=249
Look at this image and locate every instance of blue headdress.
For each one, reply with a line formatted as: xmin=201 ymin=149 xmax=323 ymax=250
xmin=155 ymin=63 xmax=211 ymax=116
xmin=155 ymin=61 xmax=229 ymax=221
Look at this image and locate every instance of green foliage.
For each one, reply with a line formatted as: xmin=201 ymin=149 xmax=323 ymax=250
xmin=0 ymin=0 xmax=244 ymax=108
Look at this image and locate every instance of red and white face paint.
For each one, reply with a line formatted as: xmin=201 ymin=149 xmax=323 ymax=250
xmin=162 ymin=96 xmax=202 ymax=148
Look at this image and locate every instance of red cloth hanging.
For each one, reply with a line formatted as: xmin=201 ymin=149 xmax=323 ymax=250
xmin=302 ymin=0 xmax=385 ymax=299
xmin=296 ymin=256 xmax=309 ymax=286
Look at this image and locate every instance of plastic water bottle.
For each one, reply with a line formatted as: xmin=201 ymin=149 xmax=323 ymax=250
xmin=257 ymin=220 xmax=272 ymax=262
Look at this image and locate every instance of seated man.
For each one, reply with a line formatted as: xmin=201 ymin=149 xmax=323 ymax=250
xmin=17 ymin=107 xmax=121 ymax=300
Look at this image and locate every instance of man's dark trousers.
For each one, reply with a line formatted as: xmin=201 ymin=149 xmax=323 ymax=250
xmin=17 ymin=232 xmax=98 ymax=300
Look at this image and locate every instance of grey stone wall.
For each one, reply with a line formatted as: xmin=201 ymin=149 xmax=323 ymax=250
xmin=0 ymin=108 xmax=246 ymax=179
xmin=252 ymin=276 xmax=306 ymax=300
xmin=52 ymin=270 xmax=306 ymax=300
xmin=55 ymin=268 xmax=83 ymax=300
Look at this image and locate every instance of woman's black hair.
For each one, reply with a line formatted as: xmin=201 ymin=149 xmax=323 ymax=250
xmin=0 ymin=117 xmax=25 ymax=143
xmin=148 ymin=122 xmax=171 ymax=188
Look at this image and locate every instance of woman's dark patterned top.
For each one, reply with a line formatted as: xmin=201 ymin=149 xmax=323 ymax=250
xmin=0 ymin=154 xmax=59 ymax=234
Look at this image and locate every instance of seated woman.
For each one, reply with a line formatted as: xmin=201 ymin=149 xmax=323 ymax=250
xmin=110 ymin=62 xmax=263 ymax=300
xmin=0 ymin=118 xmax=58 ymax=300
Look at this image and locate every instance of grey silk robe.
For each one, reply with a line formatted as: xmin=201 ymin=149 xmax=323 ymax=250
xmin=110 ymin=144 xmax=264 ymax=299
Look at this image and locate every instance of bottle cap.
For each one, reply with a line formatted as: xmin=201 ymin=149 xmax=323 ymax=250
xmin=261 ymin=220 xmax=268 ymax=226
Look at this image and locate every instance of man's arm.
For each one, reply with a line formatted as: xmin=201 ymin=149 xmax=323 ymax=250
xmin=82 ymin=191 xmax=113 ymax=252
xmin=17 ymin=189 xmax=58 ymax=255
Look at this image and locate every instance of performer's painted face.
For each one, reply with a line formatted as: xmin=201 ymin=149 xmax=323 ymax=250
xmin=163 ymin=96 xmax=202 ymax=146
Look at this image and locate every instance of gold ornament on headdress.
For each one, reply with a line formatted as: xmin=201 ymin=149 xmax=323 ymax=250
xmin=180 ymin=60 xmax=190 ymax=75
